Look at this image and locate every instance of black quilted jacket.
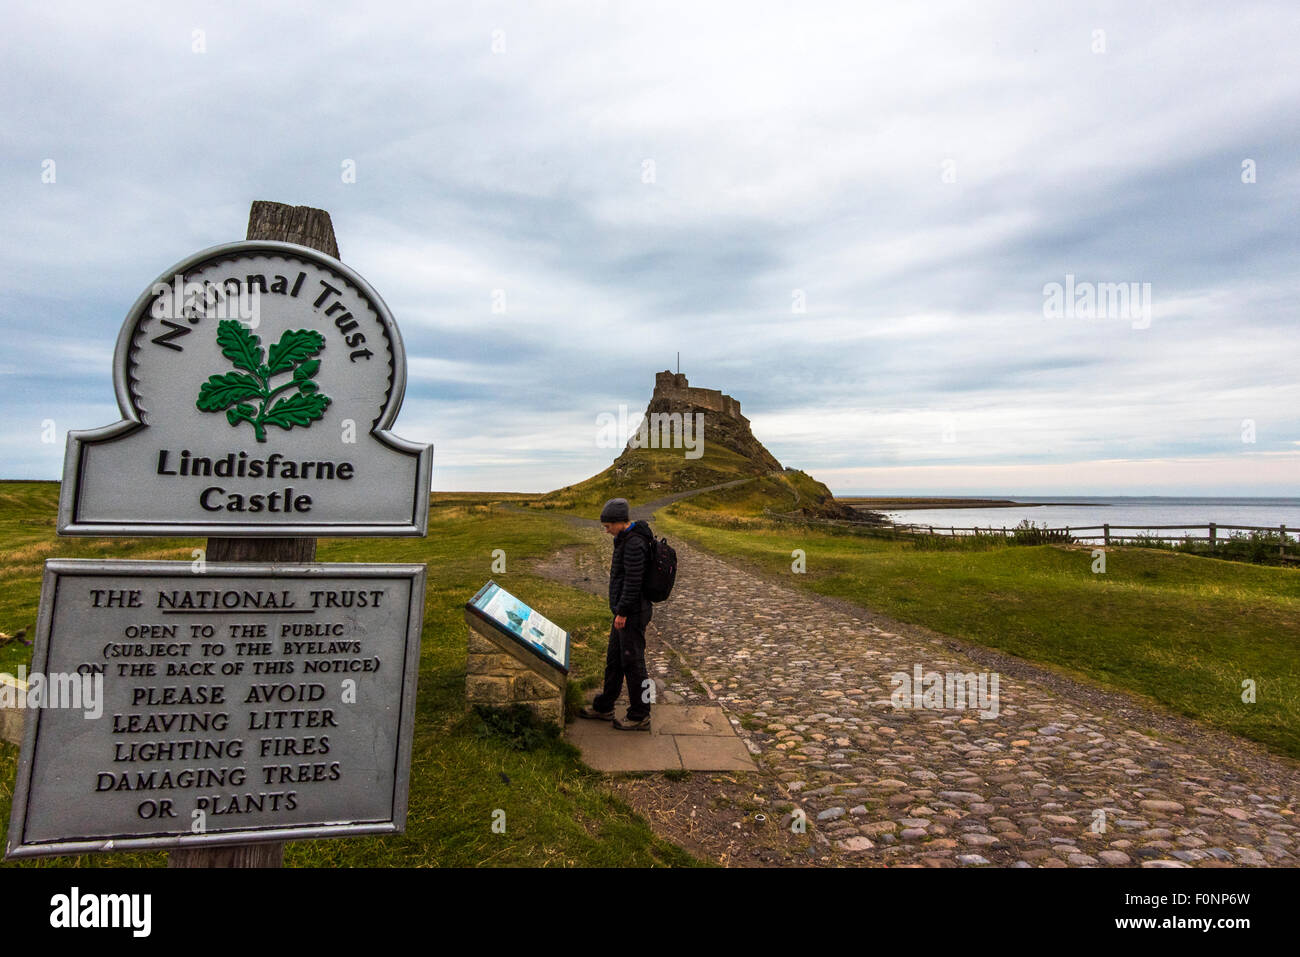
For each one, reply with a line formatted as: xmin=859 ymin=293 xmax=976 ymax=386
xmin=609 ymin=521 xmax=654 ymax=615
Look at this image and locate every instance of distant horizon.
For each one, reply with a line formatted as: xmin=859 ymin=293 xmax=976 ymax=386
xmin=4 ymin=476 xmax=1296 ymax=502
xmin=832 ymin=492 xmax=1300 ymax=500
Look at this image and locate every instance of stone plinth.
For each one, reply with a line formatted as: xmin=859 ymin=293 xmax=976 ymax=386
xmin=464 ymin=610 xmax=566 ymax=726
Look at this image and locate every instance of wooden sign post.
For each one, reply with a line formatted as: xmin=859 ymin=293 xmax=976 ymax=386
xmin=172 ymin=201 xmax=328 ymax=868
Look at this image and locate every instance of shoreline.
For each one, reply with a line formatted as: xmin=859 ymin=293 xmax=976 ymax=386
xmin=837 ymin=497 xmax=1105 ymax=510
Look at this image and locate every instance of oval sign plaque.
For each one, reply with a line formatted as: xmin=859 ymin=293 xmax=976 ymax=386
xmin=59 ymin=241 xmax=432 ymax=536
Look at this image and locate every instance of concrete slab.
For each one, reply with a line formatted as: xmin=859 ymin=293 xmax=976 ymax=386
xmin=652 ymin=705 xmax=734 ymax=736
xmin=566 ymin=702 xmax=757 ymax=772
xmin=674 ymin=735 xmax=757 ymax=771
xmin=566 ymin=722 xmax=683 ymax=771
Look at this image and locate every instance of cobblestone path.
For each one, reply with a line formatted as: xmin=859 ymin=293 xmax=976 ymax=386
xmin=560 ymin=522 xmax=1300 ymax=867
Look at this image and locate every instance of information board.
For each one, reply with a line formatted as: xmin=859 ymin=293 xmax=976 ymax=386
xmin=6 ymin=560 xmax=425 ymax=858
xmin=466 ymin=581 xmax=570 ymax=672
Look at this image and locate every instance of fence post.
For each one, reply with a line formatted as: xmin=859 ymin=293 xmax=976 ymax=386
xmin=1209 ymin=523 xmax=1217 ymax=549
xmin=1104 ymin=523 xmax=1110 ymax=546
xmin=1282 ymin=524 xmax=1287 ymax=557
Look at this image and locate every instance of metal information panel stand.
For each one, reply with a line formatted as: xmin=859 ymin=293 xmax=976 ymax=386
xmin=467 ymin=580 xmax=570 ymax=673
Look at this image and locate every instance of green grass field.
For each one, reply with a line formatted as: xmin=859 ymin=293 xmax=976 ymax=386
xmin=0 ymin=482 xmax=698 ymax=868
xmin=5 ymin=474 xmax=1298 ymax=866
xmin=657 ymin=502 xmax=1300 ymax=760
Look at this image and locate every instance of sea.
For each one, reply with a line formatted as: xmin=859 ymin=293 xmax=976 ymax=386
xmin=869 ymin=496 xmax=1300 ymax=541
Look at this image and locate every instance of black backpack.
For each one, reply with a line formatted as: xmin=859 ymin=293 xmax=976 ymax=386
xmin=642 ymin=535 xmax=678 ymax=602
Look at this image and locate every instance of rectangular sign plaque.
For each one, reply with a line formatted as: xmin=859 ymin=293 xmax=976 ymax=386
xmin=6 ymin=560 xmax=425 ymax=859
xmin=466 ymin=581 xmax=570 ymax=672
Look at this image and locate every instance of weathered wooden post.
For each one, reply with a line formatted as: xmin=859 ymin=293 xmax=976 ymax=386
xmin=1210 ymin=522 xmax=1217 ymax=549
xmin=170 ymin=202 xmax=330 ymax=868
xmin=1103 ymin=523 xmax=1110 ymax=546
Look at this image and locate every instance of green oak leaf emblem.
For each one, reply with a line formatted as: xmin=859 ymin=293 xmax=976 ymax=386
xmin=196 ymin=320 xmax=331 ymax=442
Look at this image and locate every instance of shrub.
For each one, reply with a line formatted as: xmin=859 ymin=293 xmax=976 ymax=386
xmin=911 ymin=531 xmax=1008 ymax=551
xmin=1173 ymin=529 xmax=1299 ymax=566
xmin=471 ymin=703 xmax=564 ymax=752
xmin=1010 ymin=519 xmax=1075 ymax=545
xmin=1128 ymin=533 xmax=1172 ymax=550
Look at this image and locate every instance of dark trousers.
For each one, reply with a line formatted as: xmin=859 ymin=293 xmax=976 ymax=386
xmin=593 ymin=599 xmax=653 ymax=719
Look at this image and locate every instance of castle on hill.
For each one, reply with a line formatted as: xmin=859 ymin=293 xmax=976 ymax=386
xmin=652 ymin=371 xmax=749 ymax=424
xmin=599 ymin=368 xmax=854 ymax=520
xmin=637 ymin=370 xmax=781 ymax=472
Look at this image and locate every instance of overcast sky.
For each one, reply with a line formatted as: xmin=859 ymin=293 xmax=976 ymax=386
xmin=3 ymin=1 xmax=1297 ymax=495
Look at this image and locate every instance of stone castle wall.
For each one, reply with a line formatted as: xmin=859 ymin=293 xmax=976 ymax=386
xmin=653 ymin=371 xmax=747 ymax=423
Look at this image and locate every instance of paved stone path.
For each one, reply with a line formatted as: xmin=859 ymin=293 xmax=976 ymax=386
xmin=566 ymin=703 xmax=755 ymax=772
xmin=542 ymin=515 xmax=1300 ymax=867
xmin=652 ymin=536 xmax=1300 ymax=867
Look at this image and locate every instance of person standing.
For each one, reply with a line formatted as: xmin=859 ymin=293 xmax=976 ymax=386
xmin=579 ymin=497 xmax=655 ymax=730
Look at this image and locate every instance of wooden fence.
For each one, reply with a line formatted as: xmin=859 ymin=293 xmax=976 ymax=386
xmin=882 ymin=521 xmax=1292 ymax=546
xmin=765 ymin=510 xmax=1296 ymax=554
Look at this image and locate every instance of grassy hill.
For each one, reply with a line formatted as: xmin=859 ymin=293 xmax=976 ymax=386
xmin=530 ymin=441 xmax=852 ymax=520
xmin=529 ymin=372 xmax=855 ymax=520
xmin=531 ymin=441 xmax=765 ymax=513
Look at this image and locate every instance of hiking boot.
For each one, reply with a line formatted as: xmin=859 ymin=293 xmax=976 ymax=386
xmin=614 ymin=714 xmax=651 ymax=732
xmin=578 ymin=706 xmax=615 ymax=720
